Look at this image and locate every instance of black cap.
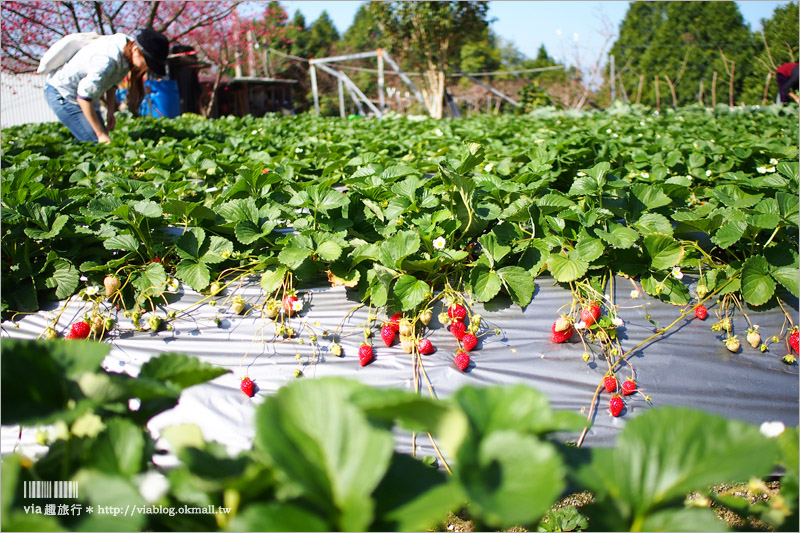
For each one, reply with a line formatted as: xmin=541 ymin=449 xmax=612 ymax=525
xmin=135 ymin=29 xmax=169 ymax=77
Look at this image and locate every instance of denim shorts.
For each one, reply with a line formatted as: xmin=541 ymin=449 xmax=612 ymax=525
xmin=44 ymin=84 xmax=104 ymax=142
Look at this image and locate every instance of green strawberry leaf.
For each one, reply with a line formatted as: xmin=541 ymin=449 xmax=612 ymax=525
xmin=24 ymin=214 xmax=69 ymax=240
xmin=643 ymin=234 xmax=684 ymax=270
xmin=176 ymin=259 xmax=211 ymax=291
xmin=741 ymin=255 xmax=776 ymax=306
xmin=595 ymin=222 xmax=639 ymax=249
xmin=498 ymin=266 xmax=535 ymax=308
xmin=103 ymin=234 xmax=140 ymax=252
xmin=50 ymin=258 xmax=80 ymax=300
xmin=393 ymin=274 xmax=430 ymax=311
xmin=469 ymin=265 xmax=503 ymax=302
xmin=547 ymin=252 xmax=589 ymax=283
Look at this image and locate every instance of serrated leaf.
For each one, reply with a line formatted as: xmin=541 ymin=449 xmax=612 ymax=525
xmin=260 ymin=266 xmax=287 ymax=293
xmin=547 ymin=253 xmax=589 ymax=283
xmin=131 ymin=262 xmax=167 ymax=297
xmin=575 ymin=235 xmax=604 ymax=263
xmin=176 ymin=259 xmax=210 ymax=291
xmin=456 ymin=141 xmax=485 ymax=174
xmin=641 ymin=273 xmax=690 ymax=305
xmin=771 ymin=266 xmax=800 ymax=296
xmin=478 ymin=233 xmax=511 ymax=267
xmin=51 ymin=259 xmax=79 ymax=300
xmin=139 ymin=352 xmax=229 ymax=389
xmin=24 ymin=214 xmax=69 ymax=240
xmin=278 ymin=246 xmax=312 ymax=269
xmin=498 ymin=266 xmax=535 ymax=307
xmin=132 ymin=200 xmax=161 ymax=218
xmin=378 ymin=231 xmax=420 ymax=270
xmin=634 ymin=212 xmax=674 ymax=236
xmin=595 ymin=222 xmax=639 ymax=249
xmin=176 ymin=227 xmax=206 ymax=260
xmin=741 ymin=255 xmax=775 ymax=306
xmin=103 ymin=234 xmax=139 ymax=252
xmin=469 ymin=265 xmax=503 ymax=301
xmin=393 ymin=274 xmax=430 ymax=311
xmin=254 ymin=379 xmax=394 ymax=532
xmin=630 ymin=183 xmax=672 ymax=211
xmin=643 ymin=234 xmax=684 ymax=270
xmin=315 ymin=240 xmax=342 ymax=262
xmin=202 ymin=236 xmax=234 ymax=264
xmin=391 ymin=176 xmax=421 ymax=200
xmin=234 ymin=221 xmax=264 ymax=245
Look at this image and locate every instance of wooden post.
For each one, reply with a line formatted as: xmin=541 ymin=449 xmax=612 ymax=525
xmin=698 ymin=80 xmax=704 ymax=106
xmin=310 ymin=62 xmax=320 ymax=115
xmin=711 ymin=71 xmax=717 ymax=107
xmin=377 ymin=48 xmax=385 ymax=113
xmin=338 ymin=75 xmax=345 ymax=118
xmin=636 ymin=74 xmax=644 ymax=105
xmin=762 ymin=72 xmax=772 ymax=105
xmin=729 ymin=61 xmax=735 ymax=107
xmin=654 ymin=76 xmax=660 ymax=111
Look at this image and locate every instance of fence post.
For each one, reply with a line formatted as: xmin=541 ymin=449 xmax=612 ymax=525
xmin=729 ymin=61 xmax=735 ymax=107
xmin=310 ymin=62 xmax=320 ymax=115
xmin=698 ymin=80 xmax=704 ymax=106
xmin=377 ymin=48 xmax=385 ymax=113
xmin=338 ymin=76 xmax=345 ymax=118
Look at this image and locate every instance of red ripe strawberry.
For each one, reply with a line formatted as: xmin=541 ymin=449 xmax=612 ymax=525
xmin=380 ymin=324 xmax=396 ymax=347
xmin=551 ymin=317 xmax=574 ymax=344
xmin=447 ymin=303 xmax=467 ymax=321
xmin=240 ymin=377 xmax=255 ymax=397
xmin=790 ymin=328 xmax=799 ymax=354
xmin=418 ymin=338 xmax=434 ymax=355
xmin=462 ymin=332 xmax=478 ymax=352
xmin=580 ymin=302 xmax=602 ymax=327
xmin=358 ymin=344 xmax=374 ymax=366
xmin=65 ymin=321 xmax=91 ymax=339
xmin=450 ymin=320 xmax=467 ymax=340
xmin=621 ymin=378 xmax=636 ymax=396
xmin=389 ymin=312 xmax=403 ymax=332
xmin=695 ymin=305 xmax=708 ymax=320
xmin=454 ymin=349 xmax=470 ymax=371
xmin=282 ymin=294 xmax=299 ymax=315
xmin=609 ymin=395 xmax=624 ymax=417
xmin=603 ymin=376 xmax=617 ymax=393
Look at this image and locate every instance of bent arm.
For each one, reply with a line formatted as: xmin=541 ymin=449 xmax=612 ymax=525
xmin=78 ymin=97 xmax=110 ymax=143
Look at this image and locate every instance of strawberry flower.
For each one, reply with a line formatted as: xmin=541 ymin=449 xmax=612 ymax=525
xmin=706 ymin=170 xmax=712 ymax=177
xmin=166 ymin=278 xmax=180 ymax=293
xmin=612 ymin=317 xmax=624 ymax=327
xmin=630 ymin=290 xmax=640 ymax=299
xmin=759 ymin=421 xmax=785 ymax=438
xmin=432 ymin=237 xmax=446 ymax=250
xmin=672 ymin=266 xmax=684 ymax=280
xmin=85 ymin=285 xmax=100 ymax=296
xmin=295 ymin=147 xmax=303 ymax=153
xmin=757 ymin=166 xmax=767 ymax=174
xmin=484 ymin=163 xmax=493 ymax=172
xmin=769 ymin=158 xmax=778 ymax=165
xmin=291 ymin=299 xmax=303 ymax=312
xmin=575 ymin=320 xmax=587 ymax=330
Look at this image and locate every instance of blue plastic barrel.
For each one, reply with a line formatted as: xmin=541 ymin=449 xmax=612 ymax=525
xmin=139 ymin=79 xmax=180 ymax=118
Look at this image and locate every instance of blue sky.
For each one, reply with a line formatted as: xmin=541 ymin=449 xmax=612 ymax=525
xmin=279 ymin=1 xmax=790 ymax=67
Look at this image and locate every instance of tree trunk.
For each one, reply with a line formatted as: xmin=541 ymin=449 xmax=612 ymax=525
xmin=635 ymin=74 xmax=644 ymax=105
xmin=712 ymin=71 xmax=717 ymax=107
xmin=422 ymin=68 xmax=445 ymax=119
xmin=698 ymin=80 xmax=704 ymax=106
xmin=762 ymin=72 xmax=772 ymax=105
xmin=728 ymin=61 xmax=735 ymax=106
xmin=204 ymin=68 xmax=224 ymax=118
xmin=664 ymin=75 xmax=677 ymax=107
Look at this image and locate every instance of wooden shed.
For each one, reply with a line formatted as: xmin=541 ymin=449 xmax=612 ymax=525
xmin=208 ymin=77 xmax=297 ymax=118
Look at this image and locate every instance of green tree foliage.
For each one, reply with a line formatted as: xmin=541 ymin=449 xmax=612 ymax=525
xmin=743 ymin=2 xmax=800 ymax=105
xmin=610 ymin=1 xmax=759 ymax=107
xmin=368 ymin=1 xmax=491 ymax=117
xmin=307 ymin=10 xmax=340 ymax=59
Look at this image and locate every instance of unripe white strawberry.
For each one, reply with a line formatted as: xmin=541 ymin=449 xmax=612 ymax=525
xmin=419 ymin=308 xmax=433 ymax=326
xmin=746 ymin=327 xmax=761 ymax=349
xmin=103 ymin=275 xmax=121 ymax=297
xmin=43 ymin=327 xmax=58 ymax=340
xmin=231 ymin=296 xmax=246 ymax=315
xmin=398 ymin=319 xmax=413 ymax=337
xmin=725 ymin=336 xmax=740 ymax=353
xmin=400 ymin=335 xmax=414 ymax=354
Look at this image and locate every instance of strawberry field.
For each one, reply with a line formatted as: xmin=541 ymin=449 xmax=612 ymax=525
xmin=2 ymin=104 xmax=799 ymax=531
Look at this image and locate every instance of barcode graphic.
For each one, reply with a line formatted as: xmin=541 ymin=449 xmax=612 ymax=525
xmin=23 ymin=481 xmax=78 ymax=499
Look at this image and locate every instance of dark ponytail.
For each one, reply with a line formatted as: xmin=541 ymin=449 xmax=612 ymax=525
xmin=123 ymin=40 xmax=147 ymax=116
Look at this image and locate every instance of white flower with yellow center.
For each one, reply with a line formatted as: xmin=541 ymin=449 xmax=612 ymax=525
xmin=757 ymin=166 xmax=767 ymax=174
xmin=166 ymin=278 xmax=180 ymax=293
xmin=612 ymin=317 xmax=624 ymax=327
xmin=759 ymin=421 xmax=785 ymax=438
xmin=291 ymin=299 xmax=303 ymax=312
xmin=85 ymin=285 xmax=100 ymax=296
xmin=484 ymin=163 xmax=493 ymax=172
xmin=769 ymin=158 xmax=778 ymax=165
xmin=706 ymin=170 xmax=712 ymax=177
xmin=432 ymin=237 xmax=446 ymax=250
xmin=630 ymin=290 xmax=640 ymax=299
xmin=672 ymin=266 xmax=683 ymax=280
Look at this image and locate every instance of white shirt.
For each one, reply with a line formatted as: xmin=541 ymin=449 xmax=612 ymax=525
xmin=46 ymin=33 xmax=131 ymax=105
